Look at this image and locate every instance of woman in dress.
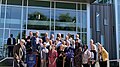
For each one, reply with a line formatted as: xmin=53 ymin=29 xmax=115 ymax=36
xmin=57 ymin=44 xmax=65 ymax=67
xmin=48 ymin=45 xmax=58 ymax=67
xmin=82 ymin=45 xmax=91 ymax=67
xmin=74 ymin=40 xmax=82 ymax=67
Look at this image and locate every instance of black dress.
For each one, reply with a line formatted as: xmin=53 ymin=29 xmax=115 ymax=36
xmin=74 ymin=47 xmax=82 ymax=67
xmin=57 ymin=49 xmax=65 ymax=67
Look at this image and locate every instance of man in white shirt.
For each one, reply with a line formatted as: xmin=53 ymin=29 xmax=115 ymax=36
xmin=41 ymin=42 xmax=49 ymax=67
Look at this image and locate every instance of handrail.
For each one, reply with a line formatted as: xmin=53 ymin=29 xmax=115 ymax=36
xmin=108 ymin=59 xmax=120 ymax=67
xmin=0 ymin=57 xmax=13 ymax=63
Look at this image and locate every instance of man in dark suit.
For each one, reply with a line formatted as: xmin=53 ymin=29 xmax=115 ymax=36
xmin=7 ymin=34 xmax=16 ymax=57
xmin=31 ymin=31 xmax=41 ymax=67
xmin=42 ymin=32 xmax=48 ymax=43
xmin=26 ymin=31 xmax=33 ymax=54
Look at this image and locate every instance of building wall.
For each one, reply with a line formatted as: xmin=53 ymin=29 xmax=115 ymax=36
xmin=90 ymin=4 xmax=116 ymax=59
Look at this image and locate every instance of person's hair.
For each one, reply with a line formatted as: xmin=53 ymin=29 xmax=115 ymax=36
xmin=83 ymin=44 xmax=88 ymax=49
xmin=52 ymin=44 xmax=56 ymax=50
xmin=56 ymin=37 xmax=60 ymax=41
xmin=20 ymin=39 xmax=25 ymax=43
xmin=10 ymin=34 xmax=13 ymax=37
xmin=90 ymin=39 xmax=94 ymax=43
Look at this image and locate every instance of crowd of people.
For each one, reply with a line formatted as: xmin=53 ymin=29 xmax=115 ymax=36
xmin=7 ymin=31 xmax=109 ymax=67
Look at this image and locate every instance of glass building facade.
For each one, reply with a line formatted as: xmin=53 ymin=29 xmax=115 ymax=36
xmin=0 ymin=0 xmax=90 ymax=57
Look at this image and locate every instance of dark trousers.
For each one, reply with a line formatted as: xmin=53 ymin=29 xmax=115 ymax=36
xmin=57 ymin=59 xmax=63 ymax=67
xmin=37 ymin=55 xmax=41 ymax=67
xmin=99 ymin=61 xmax=107 ymax=67
xmin=65 ymin=58 xmax=71 ymax=67
xmin=8 ymin=47 xmax=13 ymax=57
xmin=83 ymin=64 xmax=90 ymax=67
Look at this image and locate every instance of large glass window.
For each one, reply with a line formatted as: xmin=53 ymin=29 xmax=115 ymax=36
xmin=5 ymin=6 xmax=22 ymax=28
xmin=77 ymin=4 xmax=87 ymax=32
xmin=0 ymin=29 xmax=3 ymax=46
xmin=77 ymin=11 xmax=87 ymax=32
xmin=77 ymin=33 xmax=87 ymax=44
xmin=27 ymin=7 xmax=50 ymax=30
xmin=23 ymin=7 xmax=27 ymax=29
xmin=0 ymin=5 xmax=5 ymax=28
xmin=10 ymin=30 xmax=20 ymax=41
xmin=55 ymin=2 xmax=76 ymax=31
xmin=56 ymin=2 xmax=76 ymax=9
xmin=28 ymin=1 xmax=50 ymax=7
xmin=0 ymin=1 xmax=88 ymax=45
xmin=2 ymin=0 xmax=5 ymax=4
xmin=55 ymin=9 xmax=76 ymax=31
xmin=4 ymin=29 xmax=9 ymax=39
xmin=51 ymin=8 xmax=54 ymax=30
xmin=7 ymin=0 xmax=22 ymax=5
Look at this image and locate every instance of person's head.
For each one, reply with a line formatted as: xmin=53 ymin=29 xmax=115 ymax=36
xmin=50 ymin=34 xmax=54 ymax=38
xmin=83 ymin=45 xmax=88 ymax=50
xmin=39 ymin=38 xmax=43 ymax=43
xmin=66 ymin=41 xmax=70 ymax=46
xmin=75 ymin=39 xmax=79 ymax=43
xmin=60 ymin=44 xmax=64 ymax=50
xmin=58 ymin=33 xmax=61 ymax=38
xmin=46 ymin=37 xmax=49 ymax=42
xmin=29 ymin=31 xmax=33 ymax=36
xmin=65 ymin=35 xmax=69 ymax=40
xmin=49 ymin=40 xmax=52 ymax=45
xmin=20 ymin=39 xmax=25 ymax=46
xmin=98 ymin=42 xmax=102 ymax=52
xmin=52 ymin=44 xmax=56 ymax=50
xmin=67 ymin=33 xmax=71 ymax=38
xmin=62 ymin=41 xmax=66 ymax=45
xmin=10 ymin=34 xmax=13 ymax=38
xmin=90 ymin=39 xmax=94 ymax=45
xmin=43 ymin=42 xmax=46 ymax=48
xmin=56 ymin=37 xmax=60 ymax=41
xmin=45 ymin=32 xmax=48 ymax=37
xmin=36 ymin=31 xmax=39 ymax=37
xmin=76 ymin=34 xmax=79 ymax=39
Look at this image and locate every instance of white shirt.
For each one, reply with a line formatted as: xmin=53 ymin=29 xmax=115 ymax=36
xmin=41 ymin=48 xmax=49 ymax=60
xmin=11 ymin=38 xmax=13 ymax=45
xmin=46 ymin=42 xmax=50 ymax=47
xmin=56 ymin=41 xmax=62 ymax=48
xmin=36 ymin=37 xmax=39 ymax=44
xmin=82 ymin=49 xmax=91 ymax=64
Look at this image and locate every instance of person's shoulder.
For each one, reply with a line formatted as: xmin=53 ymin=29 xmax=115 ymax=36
xmin=7 ymin=38 xmax=11 ymax=39
xmin=27 ymin=36 xmax=30 ymax=39
xmin=14 ymin=44 xmax=20 ymax=48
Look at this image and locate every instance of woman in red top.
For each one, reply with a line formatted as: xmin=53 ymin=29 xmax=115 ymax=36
xmin=48 ymin=45 xmax=58 ymax=67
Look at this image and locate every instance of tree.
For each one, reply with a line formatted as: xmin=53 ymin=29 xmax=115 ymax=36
xmin=59 ymin=13 xmax=72 ymax=22
xmin=28 ymin=12 xmax=47 ymax=21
